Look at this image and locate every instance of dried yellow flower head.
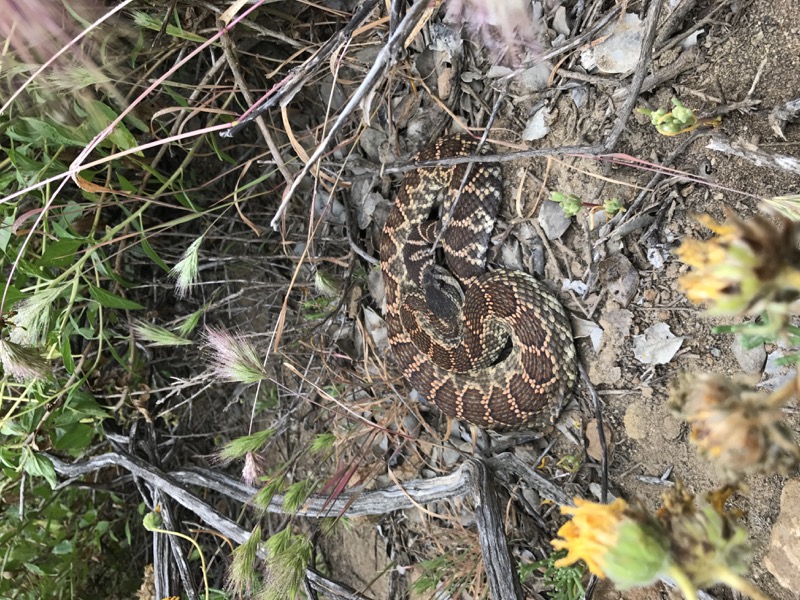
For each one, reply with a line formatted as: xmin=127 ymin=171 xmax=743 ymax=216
xmin=669 ymin=372 xmax=800 ymax=481
xmin=676 ymin=212 xmax=800 ymax=321
xmin=657 ymin=484 xmax=752 ymax=594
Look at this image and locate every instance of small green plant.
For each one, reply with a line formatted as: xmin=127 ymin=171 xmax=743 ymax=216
xmin=556 ymin=454 xmax=582 ymax=474
xmin=520 ymin=550 xmax=585 ymax=600
xmin=261 ymin=528 xmax=313 ymax=600
xmin=549 ymin=191 xmax=583 ymax=217
xmin=409 ymin=548 xmax=482 ymax=597
xmin=550 ymin=191 xmax=626 ymax=220
xmin=638 ymin=97 xmax=721 ymax=136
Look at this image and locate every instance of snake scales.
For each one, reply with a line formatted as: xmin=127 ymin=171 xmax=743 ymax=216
xmin=380 ymin=135 xmax=577 ymax=430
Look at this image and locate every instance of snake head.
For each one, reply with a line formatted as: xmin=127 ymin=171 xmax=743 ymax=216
xmin=423 ymin=265 xmax=464 ymax=320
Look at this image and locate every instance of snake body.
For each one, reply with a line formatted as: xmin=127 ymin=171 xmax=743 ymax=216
xmin=381 ymin=135 xmax=577 ymax=430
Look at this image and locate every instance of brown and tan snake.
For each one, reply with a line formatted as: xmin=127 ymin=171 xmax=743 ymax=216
xmin=380 ymin=134 xmax=577 ymax=430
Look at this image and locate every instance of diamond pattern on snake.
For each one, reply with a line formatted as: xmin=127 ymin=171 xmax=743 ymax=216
xmin=380 ymin=134 xmax=578 ymax=430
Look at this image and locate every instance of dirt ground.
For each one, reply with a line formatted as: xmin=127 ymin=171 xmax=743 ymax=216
xmin=308 ymin=1 xmax=800 ymax=599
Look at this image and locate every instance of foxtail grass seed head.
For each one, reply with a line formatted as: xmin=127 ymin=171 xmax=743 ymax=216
xmin=170 ymin=236 xmax=204 ymax=298
xmin=0 ymin=339 xmax=51 ymax=381
xmin=444 ymin=0 xmax=544 ymax=65
xmin=204 ymin=326 xmax=268 ymax=384
xmin=132 ymin=321 xmax=192 ymax=346
xmin=669 ymin=372 xmax=800 ymax=481
xmin=763 ymin=194 xmax=800 ymax=222
xmin=8 ymin=287 xmax=63 ymax=347
xmin=260 ymin=529 xmax=313 ymax=600
xmin=676 ymin=212 xmax=800 ymax=324
xmin=228 ymin=524 xmax=262 ymax=596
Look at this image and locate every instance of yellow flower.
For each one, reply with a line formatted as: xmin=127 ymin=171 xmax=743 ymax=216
xmin=552 ymin=498 xmax=669 ymax=589
xmin=552 ymin=498 xmax=626 ymax=576
xmin=552 ymin=489 xmax=773 ymax=599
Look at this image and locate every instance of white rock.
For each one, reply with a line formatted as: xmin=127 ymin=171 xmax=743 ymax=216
xmin=552 ymin=6 xmax=570 ymax=36
xmin=363 ymin=307 xmax=388 ymax=353
xmin=538 ymin=199 xmax=571 ymax=239
xmin=579 ymin=12 xmax=644 ymax=74
xmin=522 ymin=106 xmax=550 ymax=140
xmin=571 ymin=316 xmax=603 ymax=353
xmin=730 ymin=335 xmax=766 ymax=375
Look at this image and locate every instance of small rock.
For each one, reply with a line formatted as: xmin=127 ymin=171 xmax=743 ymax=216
xmin=538 ymin=199 xmax=572 ymax=240
xmin=585 ymin=419 xmax=614 ymax=462
xmin=570 ymin=85 xmax=588 ymax=109
xmin=368 ymin=267 xmax=386 ymax=310
xmin=762 ymin=348 xmax=797 ymax=390
xmin=764 ymin=479 xmax=800 ymax=592
xmin=442 ymin=446 xmax=462 ymax=466
xmin=579 ymin=12 xmax=644 ymax=74
xmin=599 ymin=253 xmax=639 ymax=307
xmin=600 ymin=308 xmax=634 ymax=340
xmin=562 ymin=279 xmax=588 ymax=295
xmin=642 ymin=288 xmax=658 ymax=303
xmin=660 ymin=416 xmax=684 ymax=441
xmin=646 ymin=246 xmax=666 ymax=269
xmin=363 ymin=307 xmax=388 ymax=353
xmin=730 ymin=336 xmax=767 ymax=375
xmin=516 ymin=63 xmax=551 ymax=92
xmin=552 ymin=6 xmax=570 ymax=36
xmin=571 ymin=316 xmax=603 ymax=353
xmin=522 ymin=106 xmax=550 ymax=141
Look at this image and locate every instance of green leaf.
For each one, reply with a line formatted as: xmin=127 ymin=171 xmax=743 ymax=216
xmin=0 ymin=285 xmax=23 ymax=313
xmin=22 ymin=449 xmax=58 ymax=488
xmin=24 ymin=562 xmax=47 ymax=577
xmin=64 ymin=390 xmax=107 ymax=420
xmin=53 ymin=423 xmax=94 ymax=451
xmin=84 ymin=100 xmax=140 ymax=152
xmin=0 ymin=215 xmax=13 ymax=252
xmin=60 ymin=330 xmax=75 ymax=374
xmin=130 ymin=10 xmax=207 ymax=43
xmin=18 ymin=117 xmax=91 ymax=147
xmin=177 ymin=305 xmax=206 ymax=337
xmin=38 ymin=238 xmax=83 ymax=269
xmin=52 ymin=540 xmax=74 ymax=555
xmin=138 ymin=232 xmax=170 ymax=272
xmin=87 ymin=284 xmax=145 ymax=310
xmin=80 ymin=509 xmax=98 ymax=527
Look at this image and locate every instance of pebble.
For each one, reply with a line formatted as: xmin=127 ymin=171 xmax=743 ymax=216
xmin=579 ymin=13 xmax=644 ymax=73
xmin=730 ymin=336 xmax=767 ymax=375
xmin=538 ymin=199 xmax=572 ymax=240
xmin=585 ymin=419 xmax=614 ymax=462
